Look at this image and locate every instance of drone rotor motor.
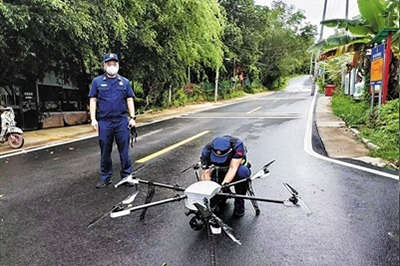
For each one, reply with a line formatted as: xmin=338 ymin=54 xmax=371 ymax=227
xmin=189 ymin=215 xmax=205 ymax=231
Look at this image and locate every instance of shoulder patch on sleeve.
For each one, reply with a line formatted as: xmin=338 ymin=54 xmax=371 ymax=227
xmin=235 ymin=150 xmax=244 ymax=156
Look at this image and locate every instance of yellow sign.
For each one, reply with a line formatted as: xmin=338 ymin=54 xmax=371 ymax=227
xmin=371 ymin=58 xmax=383 ymax=82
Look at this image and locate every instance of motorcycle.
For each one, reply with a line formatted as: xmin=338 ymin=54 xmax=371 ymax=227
xmin=0 ymin=107 xmax=24 ymax=149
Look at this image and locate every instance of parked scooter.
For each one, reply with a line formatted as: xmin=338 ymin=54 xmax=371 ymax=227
xmin=0 ymin=107 xmax=24 ymax=149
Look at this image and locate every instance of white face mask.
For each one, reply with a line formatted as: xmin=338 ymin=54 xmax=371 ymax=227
xmin=106 ymin=65 xmax=119 ymax=76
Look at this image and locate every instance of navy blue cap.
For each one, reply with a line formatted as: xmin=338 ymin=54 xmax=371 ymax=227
xmin=210 ymin=136 xmax=232 ymax=163
xmin=103 ymin=53 xmax=119 ymax=62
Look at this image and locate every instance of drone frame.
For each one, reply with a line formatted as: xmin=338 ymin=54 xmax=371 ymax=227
xmin=88 ymin=160 xmax=312 ymax=266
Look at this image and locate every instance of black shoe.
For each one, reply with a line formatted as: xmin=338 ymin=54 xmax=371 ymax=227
xmin=233 ymin=208 xmax=245 ymax=217
xmin=96 ymin=179 xmax=112 ymax=189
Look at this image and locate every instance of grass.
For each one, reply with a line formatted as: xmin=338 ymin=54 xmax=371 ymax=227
xmin=331 ymin=94 xmax=369 ymax=127
xmin=331 ymin=94 xmax=399 ymax=166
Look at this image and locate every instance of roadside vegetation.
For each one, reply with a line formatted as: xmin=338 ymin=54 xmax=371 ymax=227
xmin=312 ymin=0 xmax=399 ymax=167
xmin=0 ymin=0 xmax=316 ymax=114
xmin=331 ymin=91 xmax=399 ymax=167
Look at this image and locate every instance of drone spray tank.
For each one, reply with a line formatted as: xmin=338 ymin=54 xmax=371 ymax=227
xmin=184 ymin=181 xmax=222 ymax=231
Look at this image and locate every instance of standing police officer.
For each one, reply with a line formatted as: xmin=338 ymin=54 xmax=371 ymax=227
xmin=200 ymin=135 xmax=251 ymax=217
xmin=89 ymin=53 xmax=136 ymax=188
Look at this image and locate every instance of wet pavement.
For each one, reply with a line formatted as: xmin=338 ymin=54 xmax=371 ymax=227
xmin=0 ymin=76 xmax=398 ymax=266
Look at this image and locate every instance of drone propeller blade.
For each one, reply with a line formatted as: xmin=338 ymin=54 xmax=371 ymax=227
xmin=283 ymin=183 xmax=298 ymax=195
xmin=296 ymin=197 xmax=313 ymax=216
xmin=133 ymin=164 xmax=146 ymax=173
xmin=193 ymin=202 xmax=212 ymax=218
xmin=282 ymin=183 xmax=312 ymax=216
xmin=115 ymin=174 xmax=139 ymax=188
xmin=250 ymin=160 xmax=275 ymax=180
xmin=110 ymin=208 xmax=131 ymax=218
xmin=181 ymin=161 xmax=201 ymax=174
xmin=212 ymin=214 xmax=242 ymax=245
xmin=193 ymin=202 xmax=241 ymax=244
xmin=250 ymin=169 xmax=270 ymax=180
xmin=122 ymin=191 xmax=139 ymax=205
xmin=264 ymin=159 xmax=275 ymax=168
xmin=88 ymin=205 xmax=120 ymax=228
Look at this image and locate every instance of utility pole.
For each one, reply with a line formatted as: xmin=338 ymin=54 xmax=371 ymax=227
xmin=312 ymin=0 xmax=328 ymax=96
xmin=233 ymin=58 xmax=236 ymax=88
xmin=309 ymin=52 xmax=314 ymax=77
xmin=168 ymin=85 xmax=172 ymax=104
xmin=319 ymin=0 xmax=328 ymax=41
xmin=345 ymin=0 xmax=349 ymax=19
xmin=215 ymin=68 xmax=219 ymax=102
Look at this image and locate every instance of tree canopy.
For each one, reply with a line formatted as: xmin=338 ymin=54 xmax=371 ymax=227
xmin=0 ymin=0 xmax=316 ymax=107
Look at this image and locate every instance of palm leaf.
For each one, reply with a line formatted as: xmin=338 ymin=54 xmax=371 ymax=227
xmin=384 ymin=0 xmax=400 ymax=28
xmin=357 ymin=0 xmax=387 ymax=32
xmin=321 ymin=17 xmax=373 ymax=35
xmin=308 ymin=35 xmax=371 ymax=52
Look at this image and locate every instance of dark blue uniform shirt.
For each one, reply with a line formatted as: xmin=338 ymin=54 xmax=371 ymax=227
xmin=88 ymin=74 xmax=134 ymax=121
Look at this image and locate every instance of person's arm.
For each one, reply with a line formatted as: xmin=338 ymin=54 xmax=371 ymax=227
xmin=221 ymin=158 xmax=242 ymax=185
xmin=127 ymin=98 xmax=136 ymax=127
xmin=201 ymin=168 xmax=212 ymax=181
xmin=200 ymin=148 xmax=212 ymax=181
xmin=126 ymin=79 xmax=136 ymax=128
xmin=89 ymin=98 xmax=98 ymax=131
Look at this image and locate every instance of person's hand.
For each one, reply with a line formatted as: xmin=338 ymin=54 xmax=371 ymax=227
xmin=91 ymin=119 xmax=98 ymax=132
xmin=128 ymin=117 xmax=136 ymax=128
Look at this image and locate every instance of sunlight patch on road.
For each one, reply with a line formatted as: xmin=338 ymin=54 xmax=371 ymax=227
xmin=136 ymin=130 xmax=210 ymax=163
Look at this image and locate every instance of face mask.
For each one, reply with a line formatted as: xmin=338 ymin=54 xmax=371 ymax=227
xmin=106 ymin=65 xmax=119 ymax=76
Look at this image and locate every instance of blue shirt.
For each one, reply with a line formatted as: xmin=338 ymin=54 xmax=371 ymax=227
xmin=88 ymin=74 xmax=134 ymax=121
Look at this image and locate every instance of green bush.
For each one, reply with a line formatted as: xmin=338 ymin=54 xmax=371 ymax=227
xmin=244 ymin=79 xmax=267 ymax=93
xmin=360 ymin=99 xmax=399 ymax=165
xmin=331 ymin=94 xmax=369 ymax=127
xmin=332 ymin=95 xmax=399 ymax=165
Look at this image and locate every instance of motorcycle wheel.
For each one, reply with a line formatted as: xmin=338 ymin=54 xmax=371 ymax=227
xmin=7 ymin=133 xmax=24 ymax=149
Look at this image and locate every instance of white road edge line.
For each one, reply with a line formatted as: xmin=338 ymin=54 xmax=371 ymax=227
xmin=246 ymin=106 xmax=261 ymax=114
xmin=304 ymin=92 xmax=398 ymax=180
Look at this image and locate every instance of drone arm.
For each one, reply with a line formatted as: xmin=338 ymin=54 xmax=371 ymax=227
xmin=112 ymin=194 xmax=188 ymax=217
xmin=137 ymin=179 xmax=186 ymax=192
xmin=221 ymin=177 xmax=250 ymax=189
xmin=217 ymin=193 xmax=284 ymax=205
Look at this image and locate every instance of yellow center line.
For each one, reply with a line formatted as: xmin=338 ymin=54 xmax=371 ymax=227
xmin=136 ymin=130 xmax=210 ymax=163
xmin=246 ymin=106 xmax=261 ymax=114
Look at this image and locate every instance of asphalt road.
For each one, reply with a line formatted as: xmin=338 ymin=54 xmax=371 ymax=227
xmin=1 ymin=76 xmax=398 ymax=266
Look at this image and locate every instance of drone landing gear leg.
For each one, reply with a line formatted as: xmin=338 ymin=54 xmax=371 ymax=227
xmin=247 ymin=180 xmax=260 ymax=216
xmin=140 ymin=182 xmax=155 ymax=220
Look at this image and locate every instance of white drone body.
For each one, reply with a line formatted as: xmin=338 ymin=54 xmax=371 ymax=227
xmin=184 ymin=181 xmax=222 ymax=211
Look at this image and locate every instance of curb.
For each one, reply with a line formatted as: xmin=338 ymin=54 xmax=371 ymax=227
xmin=349 ymin=128 xmax=380 ymax=150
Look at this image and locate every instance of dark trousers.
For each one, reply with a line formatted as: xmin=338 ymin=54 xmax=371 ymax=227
xmin=98 ymin=119 xmax=132 ymax=181
xmin=212 ymin=165 xmax=251 ymax=211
